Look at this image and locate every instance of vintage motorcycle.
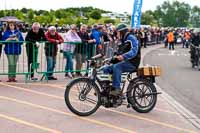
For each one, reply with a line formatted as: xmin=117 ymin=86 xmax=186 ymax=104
xmin=190 ymin=44 xmax=200 ymax=70
xmin=64 ymin=54 xmax=161 ymax=116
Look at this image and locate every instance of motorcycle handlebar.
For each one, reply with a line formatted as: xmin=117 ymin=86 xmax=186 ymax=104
xmin=91 ymin=54 xmax=104 ymax=60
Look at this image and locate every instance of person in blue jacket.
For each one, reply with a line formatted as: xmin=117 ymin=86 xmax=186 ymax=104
xmin=2 ymin=21 xmax=24 ymax=82
xmin=0 ymin=27 xmax=2 ymax=57
xmin=103 ymin=23 xmax=141 ymax=96
xmin=90 ymin=25 xmax=102 ymax=54
xmin=0 ymin=27 xmax=2 ymax=82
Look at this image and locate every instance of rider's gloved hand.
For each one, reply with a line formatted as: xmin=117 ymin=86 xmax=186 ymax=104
xmin=110 ymin=56 xmax=121 ymax=64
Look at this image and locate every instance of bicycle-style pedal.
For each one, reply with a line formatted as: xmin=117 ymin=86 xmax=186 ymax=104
xmin=127 ymin=104 xmax=131 ymax=108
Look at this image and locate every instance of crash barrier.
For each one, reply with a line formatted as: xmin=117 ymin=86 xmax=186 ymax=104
xmin=102 ymin=41 xmax=117 ymax=58
xmin=146 ymin=35 xmax=163 ymax=45
xmin=0 ymin=41 xmax=96 ymax=81
xmin=36 ymin=41 xmax=96 ymax=80
xmin=0 ymin=41 xmax=30 ymax=81
xmin=0 ymin=38 xmax=160 ymax=82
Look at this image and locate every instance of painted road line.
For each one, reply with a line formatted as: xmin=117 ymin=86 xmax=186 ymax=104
xmin=0 ymin=83 xmax=63 ymax=100
xmin=155 ymin=84 xmax=200 ymax=130
xmin=154 ymin=108 xmax=180 ymax=115
xmin=4 ymin=83 xmax=182 ymax=116
xmin=6 ymin=83 xmax=66 ymax=90
xmin=0 ymin=83 xmax=197 ymax=133
xmin=105 ymin=109 xmax=197 ymax=133
xmin=0 ymin=96 xmax=135 ymax=133
xmin=0 ymin=113 xmax=61 ymax=133
xmin=36 ymin=84 xmax=181 ymax=115
xmin=142 ymin=45 xmax=199 ymax=130
xmin=170 ymin=50 xmax=176 ymax=56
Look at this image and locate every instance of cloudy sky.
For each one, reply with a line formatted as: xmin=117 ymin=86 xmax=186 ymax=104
xmin=0 ymin=0 xmax=199 ymax=13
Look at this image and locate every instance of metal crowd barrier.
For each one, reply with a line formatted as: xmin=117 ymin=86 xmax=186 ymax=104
xmin=0 ymin=41 xmax=96 ymax=81
xmin=0 ymin=41 xmax=30 ymax=81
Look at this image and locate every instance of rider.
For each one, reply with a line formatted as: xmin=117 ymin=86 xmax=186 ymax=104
xmin=191 ymin=29 xmax=200 ymax=47
xmin=190 ymin=29 xmax=200 ymax=64
xmin=103 ymin=23 xmax=141 ymax=96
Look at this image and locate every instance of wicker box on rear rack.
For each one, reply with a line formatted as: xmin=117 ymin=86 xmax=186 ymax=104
xmin=137 ymin=66 xmax=161 ymax=77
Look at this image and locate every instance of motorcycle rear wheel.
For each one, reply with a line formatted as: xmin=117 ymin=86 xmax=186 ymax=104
xmin=127 ymin=78 xmax=157 ymax=113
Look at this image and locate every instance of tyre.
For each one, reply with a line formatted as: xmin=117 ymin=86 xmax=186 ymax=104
xmin=198 ymin=56 xmax=200 ymax=71
xmin=64 ymin=78 xmax=101 ymax=116
xmin=127 ymin=78 xmax=157 ymax=113
xmin=191 ymin=61 xmax=195 ymax=68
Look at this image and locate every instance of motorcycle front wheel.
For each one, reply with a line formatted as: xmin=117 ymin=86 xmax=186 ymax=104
xmin=64 ymin=78 xmax=101 ymax=116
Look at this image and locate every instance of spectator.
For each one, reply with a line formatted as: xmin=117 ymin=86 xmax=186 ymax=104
xmin=109 ymin=26 xmax=118 ymax=53
xmin=45 ymin=26 xmax=64 ymax=80
xmin=101 ymin=26 xmax=113 ymax=58
xmin=25 ymin=22 xmax=46 ymax=81
xmin=183 ymin=30 xmax=191 ymax=48
xmin=86 ymin=25 xmax=95 ymax=59
xmin=77 ymin=25 xmax=96 ymax=76
xmin=90 ymin=25 xmax=102 ymax=54
xmin=63 ymin=24 xmax=81 ymax=78
xmin=0 ymin=27 xmax=2 ymax=57
xmin=144 ymin=28 xmax=148 ymax=48
xmin=164 ymin=29 xmax=169 ymax=48
xmin=140 ymin=28 xmax=145 ymax=48
xmin=2 ymin=21 xmax=24 ymax=82
xmin=167 ymin=29 xmax=175 ymax=50
xmin=0 ymin=28 xmax=2 ymax=82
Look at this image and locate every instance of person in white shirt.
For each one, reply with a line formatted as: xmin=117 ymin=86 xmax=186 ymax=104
xmin=63 ymin=24 xmax=81 ymax=78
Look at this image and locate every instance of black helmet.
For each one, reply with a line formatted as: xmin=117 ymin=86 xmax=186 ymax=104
xmin=116 ymin=23 xmax=128 ymax=32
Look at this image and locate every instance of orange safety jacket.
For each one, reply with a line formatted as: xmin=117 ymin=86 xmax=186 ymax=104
xmin=184 ymin=32 xmax=190 ymax=40
xmin=167 ymin=32 xmax=174 ymax=43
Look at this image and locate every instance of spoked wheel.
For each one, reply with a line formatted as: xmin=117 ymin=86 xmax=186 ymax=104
xmin=64 ymin=78 xmax=101 ymax=116
xmin=198 ymin=56 xmax=200 ymax=71
xmin=127 ymin=78 xmax=157 ymax=113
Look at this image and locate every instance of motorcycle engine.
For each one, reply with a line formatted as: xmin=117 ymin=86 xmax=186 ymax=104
xmin=100 ymin=82 xmax=123 ymax=108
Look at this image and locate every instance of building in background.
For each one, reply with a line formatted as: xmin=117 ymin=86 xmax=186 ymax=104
xmin=102 ymin=12 xmax=130 ymax=23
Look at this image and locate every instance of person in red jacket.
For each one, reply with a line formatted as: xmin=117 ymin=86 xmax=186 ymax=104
xmin=45 ymin=26 xmax=64 ymax=80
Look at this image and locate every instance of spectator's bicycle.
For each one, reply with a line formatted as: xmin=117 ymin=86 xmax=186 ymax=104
xmin=64 ymin=54 xmax=161 ymax=116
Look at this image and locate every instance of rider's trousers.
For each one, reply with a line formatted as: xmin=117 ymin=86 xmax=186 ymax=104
xmin=103 ymin=61 xmax=136 ymax=90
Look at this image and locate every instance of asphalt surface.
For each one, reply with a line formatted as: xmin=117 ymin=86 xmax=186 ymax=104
xmin=0 ymin=45 xmax=199 ymax=133
xmin=144 ymin=45 xmax=200 ymax=119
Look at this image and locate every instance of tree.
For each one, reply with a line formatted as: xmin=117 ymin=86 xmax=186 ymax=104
xmin=21 ymin=8 xmax=28 ymax=14
xmin=155 ymin=1 xmax=191 ymax=27
xmin=1 ymin=4 xmax=198 ymax=26
xmin=15 ymin=10 xmax=24 ymax=20
xmin=0 ymin=11 xmax=5 ymax=18
xmin=90 ymin=10 xmax=101 ymax=21
xmin=104 ymin=19 xmax=115 ymax=24
xmin=27 ymin=9 xmax=34 ymax=23
xmin=190 ymin=6 xmax=200 ymax=27
xmin=141 ymin=10 xmax=157 ymax=26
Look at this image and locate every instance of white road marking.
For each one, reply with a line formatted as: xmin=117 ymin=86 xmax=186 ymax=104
xmin=157 ymin=52 xmax=189 ymax=57
xmin=170 ymin=50 xmax=176 ymax=56
xmin=155 ymin=84 xmax=200 ymax=130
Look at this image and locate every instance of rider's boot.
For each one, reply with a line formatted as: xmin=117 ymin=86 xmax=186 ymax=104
xmin=110 ymin=87 xmax=122 ymax=96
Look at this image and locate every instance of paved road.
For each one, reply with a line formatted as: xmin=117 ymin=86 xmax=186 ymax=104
xmin=0 ymin=45 xmax=199 ymax=133
xmin=144 ymin=45 xmax=200 ymax=119
xmin=0 ymin=80 xmax=199 ymax=133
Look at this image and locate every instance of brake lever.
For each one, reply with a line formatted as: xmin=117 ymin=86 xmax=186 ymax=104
xmin=103 ymin=57 xmax=112 ymax=64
